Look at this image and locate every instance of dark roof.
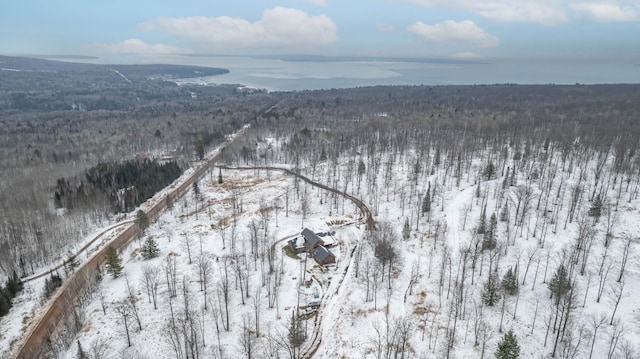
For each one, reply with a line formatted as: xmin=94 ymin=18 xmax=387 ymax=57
xmin=301 ymin=228 xmax=323 ymax=247
xmin=313 ymin=246 xmax=335 ymax=262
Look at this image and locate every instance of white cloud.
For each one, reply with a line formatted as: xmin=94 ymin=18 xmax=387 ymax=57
xmin=450 ymin=51 xmax=484 ymax=61
xmin=398 ymin=0 xmax=639 ymax=25
xmin=87 ymin=39 xmax=193 ymax=55
xmin=295 ymin=0 xmax=327 ymax=5
xmin=400 ymin=0 xmax=568 ymax=25
xmin=376 ymin=23 xmax=396 ymax=32
xmin=407 ymin=20 xmax=499 ymax=48
xmin=474 ymin=2 xmax=569 ymax=26
xmin=570 ymin=3 xmax=638 ymax=22
xmin=138 ymin=7 xmax=337 ymax=51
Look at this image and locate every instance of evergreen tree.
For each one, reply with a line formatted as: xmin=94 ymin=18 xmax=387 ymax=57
xmin=64 ymin=254 xmax=80 ymax=277
xmin=548 ymin=264 xmax=571 ymax=302
xmin=5 ymin=270 xmax=24 ymax=297
xmin=543 ymin=137 xmax=550 ymax=152
xmin=402 ymin=218 xmax=411 ymax=240
xmin=495 ymin=330 xmax=520 ymax=359
xmin=483 ymin=161 xmax=496 ymax=180
xmin=482 ymin=213 xmax=498 ymax=250
xmin=422 ymin=192 xmax=431 ymax=215
xmin=166 ymin=195 xmax=174 ymax=210
xmin=218 ymin=167 xmax=223 ymax=184
xmin=288 ymin=310 xmax=306 ymax=356
xmin=43 ymin=273 xmax=63 ymax=299
xmin=501 ymin=267 xmax=518 ymax=295
xmin=588 ymin=194 xmax=603 ymax=219
xmin=195 ymin=139 xmax=205 ymax=160
xmin=136 ymin=210 xmax=149 ymax=232
xmin=193 ymin=181 xmax=201 ymax=201
xmin=141 ymin=237 xmax=160 ymax=260
xmin=510 ymin=166 xmax=516 ymax=186
xmin=105 ymin=246 xmax=123 ymax=278
xmin=319 ymin=147 xmax=327 ymax=161
xmin=502 ymin=167 xmax=509 ymax=189
xmin=477 ymin=206 xmax=487 ymax=235
xmin=482 ymin=273 xmax=501 ymax=306
xmin=499 ymin=202 xmax=509 ymax=222
xmin=0 ymin=287 xmax=12 ymax=316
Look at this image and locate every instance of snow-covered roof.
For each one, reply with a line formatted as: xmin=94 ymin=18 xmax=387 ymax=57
xmin=318 ymin=233 xmax=337 ymax=246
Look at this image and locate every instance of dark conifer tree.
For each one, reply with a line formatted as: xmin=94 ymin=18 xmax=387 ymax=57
xmin=501 ymin=267 xmax=518 ymax=295
xmin=588 ymin=194 xmax=603 ymax=220
xmin=482 ymin=213 xmax=498 ymax=250
xmin=484 ymin=161 xmax=496 ymax=180
xmin=105 ymin=247 xmax=123 ymax=278
xmin=495 ymin=330 xmax=520 ymax=359
xmin=482 ymin=273 xmax=501 ymax=306
xmin=141 ymin=238 xmax=160 ymax=260
xmin=422 ymin=192 xmax=431 ymax=215
xmin=402 ymin=218 xmax=411 ymax=240
xmin=548 ymin=264 xmax=571 ymax=303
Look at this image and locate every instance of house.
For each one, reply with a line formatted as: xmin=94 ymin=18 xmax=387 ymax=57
xmin=312 ymin=246 xmax=336 ymax=265
xmin=302 ymin=228 xmax=324 ymax=252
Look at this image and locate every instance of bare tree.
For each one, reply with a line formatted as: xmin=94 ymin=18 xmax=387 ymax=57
xmin=300 ymin=190 xmax=309 ymax=228
xmin=114 ymin=302 xmax=132 ymax=347
xmin=588 ymin=314 xmax=607 ymax=359
xmin=88 ymin=337 xmax=111 ymax=359
xmin=125 ymin=274 xmax=143 ymax=331
xmin=218 ymin=258 xmax=231 ymax=331
xmin=603 ymin=202 xmax=619 ymax=247
xmin=196 ymin=255 xmax=212 ymax=310
xmin=597 ymin=261 xmax=612 ymax=303
xmin=252 ymin=287 xmax=261 ymax=337
xmin=141 ymin=264 xmax=160 ymax=310
xmin=609 ymin=280 xmax=625 ymax=325
xmin=617 ymin=238 xmax=631 ymax=283
xmin=239 ymin=314 xmax=257 ymax=359
xmin=182 ymin=234 xmax=194 ymax=264
xmin=165 ymin=254 xmax=178 ymax=298
xmin=607 ymin=320 xmax=624 ymax=359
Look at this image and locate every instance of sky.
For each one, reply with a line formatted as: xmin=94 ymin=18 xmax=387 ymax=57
xmin=1 ymin=0 xmax=639 ymax=63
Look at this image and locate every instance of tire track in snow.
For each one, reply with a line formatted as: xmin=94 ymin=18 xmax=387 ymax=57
xmin=219 ymin=165 xmax=375 ymax=358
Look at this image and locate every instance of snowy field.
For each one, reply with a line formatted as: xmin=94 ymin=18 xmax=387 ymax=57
xmin=56 ymin=164 xmax=363 ymax=359
xmin=3 ymin=131 xmax=640 ymax=359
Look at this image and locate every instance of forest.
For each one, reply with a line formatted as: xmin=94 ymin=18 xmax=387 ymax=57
xmin=1 ymin=56 xmax=640 ymax=358
xmin=0 ymin=56 xmax=276 ymax=279
xmin=55 ymin=159 xmax=183 ymax=213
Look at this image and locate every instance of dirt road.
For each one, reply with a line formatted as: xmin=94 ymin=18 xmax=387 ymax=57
xmin=21 ymin=220 xmax=134 ymax=284
xmin=11 ymin=126 xmax=249 ymax=359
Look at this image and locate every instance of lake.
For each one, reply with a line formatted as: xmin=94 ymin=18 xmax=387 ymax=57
xmin=128 ymin=55 xmax=640 ymax=92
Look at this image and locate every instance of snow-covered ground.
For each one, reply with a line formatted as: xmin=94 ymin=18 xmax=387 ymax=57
xmin=57 ymin=166 xmax=361 ymax=359
xmin=4 ymin=128 xmax=640 ymax=359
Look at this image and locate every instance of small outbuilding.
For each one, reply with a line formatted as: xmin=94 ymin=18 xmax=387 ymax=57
xmin=288 ymin=237 xmax=306 ymax=254
xmin=312 ymin=246 xmax=336 ymax=265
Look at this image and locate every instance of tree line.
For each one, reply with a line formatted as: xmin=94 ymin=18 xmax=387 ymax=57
xmin=55 ymin=159 xmax=182 ymax=213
